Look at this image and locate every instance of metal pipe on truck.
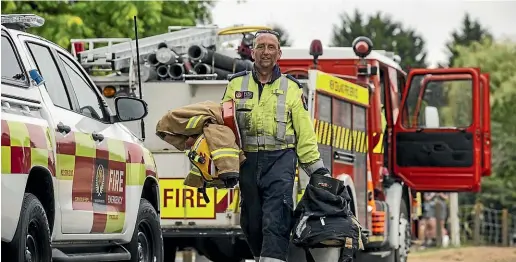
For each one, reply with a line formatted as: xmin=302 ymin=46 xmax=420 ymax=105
xmin=156 ymin=65 xmax=169 ymax=79
xmin=155 ymin=47 xmax=177 ymax=65
xmin=168 ymin=63 xmax=185 ymax=80
xmin=188 ymin=45 xmax=253 ymax=73
xmin=193 ymin=63 xmax=212 ymax=75
xmin=139 ymin=64 xmax=158 ymax=82
xmin=147 ymin=53 xmax=160 ymax=67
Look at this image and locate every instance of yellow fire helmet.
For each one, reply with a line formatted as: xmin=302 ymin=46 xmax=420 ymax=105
xmin=186 ymin=134 xmax=220 ymax=184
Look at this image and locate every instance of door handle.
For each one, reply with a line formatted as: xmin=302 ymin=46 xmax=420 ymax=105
xmin=56 ymin=122 xmax=71 ymax=134
xmin=434 ymin=144 xmax=445 ymax=151
xmin=92 ymin=132 xmax=104 ymax=142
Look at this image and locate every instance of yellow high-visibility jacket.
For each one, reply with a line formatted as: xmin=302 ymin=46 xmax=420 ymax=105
xmin=222 ymin=70 xmax=324 ymax=175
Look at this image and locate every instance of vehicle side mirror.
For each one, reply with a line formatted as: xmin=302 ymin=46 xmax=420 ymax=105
xmin=424 ymin=106 xmax=440 ymax=128
xmin=114 ymin=97 xmax=148 ymax=122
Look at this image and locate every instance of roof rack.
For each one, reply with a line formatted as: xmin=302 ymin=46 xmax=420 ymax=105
xmin=1 ymin=14 xmax=44 ymax=32
xmin=71 ymin=26 xmax=243 ymax=72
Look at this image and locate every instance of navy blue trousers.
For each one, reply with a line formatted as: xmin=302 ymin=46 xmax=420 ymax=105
xmin=240 ymin=149 xmax=297 ymax=261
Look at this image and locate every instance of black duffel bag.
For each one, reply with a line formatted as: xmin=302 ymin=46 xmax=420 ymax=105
xmin=291 ymin=174 xmax=367 ymax=262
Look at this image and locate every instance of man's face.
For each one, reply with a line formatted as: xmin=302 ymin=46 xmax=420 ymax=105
xmin=252 ymin=33 xmax=282 ymax=69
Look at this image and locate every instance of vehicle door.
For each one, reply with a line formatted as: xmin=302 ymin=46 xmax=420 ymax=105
xmin=19 ymin=35 xmax=95 ymax=235
xmin=392 ymin=68 xmax=488 ymax=192
xmin=53 ymin=49 xmax=147 ymax=236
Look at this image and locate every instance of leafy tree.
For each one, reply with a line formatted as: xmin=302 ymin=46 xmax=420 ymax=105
xmin=444 ymin=13 xmax=493 ymax=68
xmin=269 ymin=24 xmax=292 ymax=47
xmin=448 ymin=38 xmax=516 ymax=211
xmin=1 ymin=0 xmax=214 ymax=50
xmin=331 ymin=9 xmax=428 ymax=69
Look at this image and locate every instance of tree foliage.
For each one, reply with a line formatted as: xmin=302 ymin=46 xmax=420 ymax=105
xmin=450 ymin=39 xmax=516 ymax=211
xmin=1 ymin=0 xmax=214 ymax=50
xmin=445 ymin=13 xmax=493 ymax=68
xmin=331 ymin=9 xmax=428 ymax=69
xmin=269 ymin=24 xmax=292 ymax=47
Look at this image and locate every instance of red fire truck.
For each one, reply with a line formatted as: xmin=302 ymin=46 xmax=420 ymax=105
xmin=274 ymin=37 xmax=491 ymax=261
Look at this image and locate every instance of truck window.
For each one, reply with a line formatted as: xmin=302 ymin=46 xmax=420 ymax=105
xmin=316 ymin=93 xmax=333 ymax=173
xmin=332 ymin=98 xmax=352 ymax=151
xmin=58 ymin=53 xmax=106 ymax=122
xmin=26 ymin=42 xmax=72 ymax=110
xmin=403 ymin=75 xmax=473 ymax=128
xmin=2 ymin=35 xmax=28 ymax=85
xmin=353 ymin=104 xmax=368 ymax=227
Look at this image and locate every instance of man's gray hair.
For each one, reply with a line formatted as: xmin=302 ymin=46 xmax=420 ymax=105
xmin=253 ymin=32 xmax=281 ymax=49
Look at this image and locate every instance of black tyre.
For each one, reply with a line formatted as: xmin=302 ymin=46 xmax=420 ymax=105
xmin=4 ymin=193 xmax=52 ymax=262
xmin=126 ymin=198 xmax=164 ymax=262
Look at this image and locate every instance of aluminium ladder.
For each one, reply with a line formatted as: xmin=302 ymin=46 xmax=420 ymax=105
xmin=71 ymin=26 xmax=243 ymax=71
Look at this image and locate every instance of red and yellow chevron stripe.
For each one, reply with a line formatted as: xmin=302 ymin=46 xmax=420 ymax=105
xmin=314 ymin=119 xmax=368 ymax=153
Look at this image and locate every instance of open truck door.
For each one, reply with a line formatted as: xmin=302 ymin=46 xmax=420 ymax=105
xmin=393 ymin=68 xmax=490 ymax=192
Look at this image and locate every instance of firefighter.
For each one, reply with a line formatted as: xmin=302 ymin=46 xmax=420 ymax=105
xmin=222 ymin=30 xmax=330 ymax=262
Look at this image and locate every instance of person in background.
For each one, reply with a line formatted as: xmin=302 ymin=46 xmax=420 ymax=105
xmin=423 ymin=192 xmax=449 ymax=246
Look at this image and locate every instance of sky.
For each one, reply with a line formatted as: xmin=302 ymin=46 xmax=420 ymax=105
xmin=211 ymin=0 xmax=516 ymax=67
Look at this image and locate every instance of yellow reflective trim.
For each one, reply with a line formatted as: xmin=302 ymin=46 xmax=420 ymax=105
xmin=75 ymin=132 xmax=96 ymax=158
xmin=332 ymin=125 xmax=337 ymax=147
xmin=45 ymin=128 xmax=52 ymax=150
xmin=362 ymin=133 xmax=368 ymax=153
xmin=212 ymin=154 xmax=239 ymax=161
xmin=352 ymin=130 xmax=358 ymax=151
xmin=357 ymin=131 xmax=364 ymax=153
xmin=335 ymin=126 xmax=342 ymax=147
xmin=56 ymin=154 xmax=75 ymax=180
xmin=7 ymin=121 xmax=30 ymax=147
xmin=317 ymin=121 xmax=324 ymax=144
xmin=186 ymin=116 xmax=202 ymax=129
xmin=326 ymin=124 xmax=332 ymax=145
xmin=189 ymin=169 xmax=201 ymax=176
xmin=126 ymin=163 xmax=145 ymax=186
xmin=2 ymin=146 xmax=11 ymax=174
xmin=373 ymin=133 xmax=384 ymax=154
xmin=31 ymin=148 xmax=48 ymax=168
xmin=212 ymin=148 xmax=239 ymax=154
xmin=343 ymin=128 xmax=350 ymax=150
xmin=142 ymin=147 xmax=154 ymax=166
xmin=322 ymin=122 xmax=329 ymax=145
xmin=108 ymin=139 xmax=126 ymax=162
xmin=104 ymin=212 xmax=125 ymax=233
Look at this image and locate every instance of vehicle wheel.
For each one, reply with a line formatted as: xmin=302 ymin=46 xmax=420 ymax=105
xmin=126 ymin=198 xmax=164 ymax=262
xmin=5 ymin=193 xmax=52 ymax=262
xmin=394 ymin=200 xmax=411 ymax=262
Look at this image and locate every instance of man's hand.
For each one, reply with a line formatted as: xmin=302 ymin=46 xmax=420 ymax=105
xmin=223 ymin=177 xmax=239 ymax=188
xmin=312 ymin=167 xmax=331 ymax=177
